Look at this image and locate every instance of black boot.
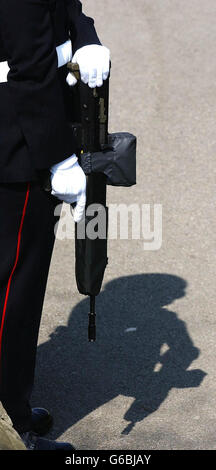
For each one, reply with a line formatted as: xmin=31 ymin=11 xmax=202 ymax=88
xmin=31 ymin=408 xmax=53 ymax=436
xmin=20 ymin=431 xmax=76 ymax=451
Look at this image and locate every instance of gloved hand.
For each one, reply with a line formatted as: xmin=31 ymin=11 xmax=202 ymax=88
xmin=66 ymin=44 xmax=110 ymax=88
xmin=50 ymin=154 xmax=86 ymax=223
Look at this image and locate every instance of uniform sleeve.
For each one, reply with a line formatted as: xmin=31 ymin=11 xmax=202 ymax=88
xmin=65 ymin=0 xmax=101 ymax=53
xmin=0 ymin=0 xmax=75 ymax=169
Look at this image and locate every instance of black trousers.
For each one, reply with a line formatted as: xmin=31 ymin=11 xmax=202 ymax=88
xmin=0 ymin=180 xmax=62 ymax=433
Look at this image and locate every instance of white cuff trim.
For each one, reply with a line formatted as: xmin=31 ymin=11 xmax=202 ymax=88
xmin=56 ymin=39 xmax=72 ymax=68
xmin=50 ymin=153 xmax=78 ymax=173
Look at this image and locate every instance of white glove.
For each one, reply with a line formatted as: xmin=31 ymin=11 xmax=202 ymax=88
xmin=66 ymin=44 xmax=110 ymax=88
xmin=50 ymin=154 xmax=86 ymax=223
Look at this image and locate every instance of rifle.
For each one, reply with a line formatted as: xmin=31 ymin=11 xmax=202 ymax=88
xmin=66 ymin=62 xmax=136 ymax=342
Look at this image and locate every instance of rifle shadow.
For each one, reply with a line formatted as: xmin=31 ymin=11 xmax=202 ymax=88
xmin=32 ymin=273 xmax=206 ymax=439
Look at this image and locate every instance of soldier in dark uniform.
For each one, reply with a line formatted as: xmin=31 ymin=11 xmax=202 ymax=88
xmin=0 ymin=0 xmax=110 ymax=450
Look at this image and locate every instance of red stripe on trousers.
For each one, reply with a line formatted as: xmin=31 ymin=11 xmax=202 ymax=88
xmin=0 ymin=183 xmax=30 ymax=366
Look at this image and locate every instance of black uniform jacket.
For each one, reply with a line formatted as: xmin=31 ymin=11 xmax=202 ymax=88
xmin=0 ymin=0 xmax=101 ymax=182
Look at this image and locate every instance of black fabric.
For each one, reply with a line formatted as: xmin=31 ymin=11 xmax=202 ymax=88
xmin=65 ymin=0 xmax=101 ymax=54
xmin=0 ymin=0 xmax=101 ymax=182
xmin=0 ymin=83 xmax=36 ymax=183
xmin=80 ymin=132 xmax=137 ymax=187
xmin=0 ymin=181 xmax=62 ymax=432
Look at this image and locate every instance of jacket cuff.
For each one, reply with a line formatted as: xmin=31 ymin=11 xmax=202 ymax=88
xmin=70 ymin=17 xmax=101 ymax=54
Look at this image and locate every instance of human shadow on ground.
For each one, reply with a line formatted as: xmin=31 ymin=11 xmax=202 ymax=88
xmin=32 ymin=273 xmax=206 ymax=439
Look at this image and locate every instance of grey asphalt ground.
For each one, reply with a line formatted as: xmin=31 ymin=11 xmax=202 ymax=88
xmin=30 ymin=0 xmax=216 ymax=450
